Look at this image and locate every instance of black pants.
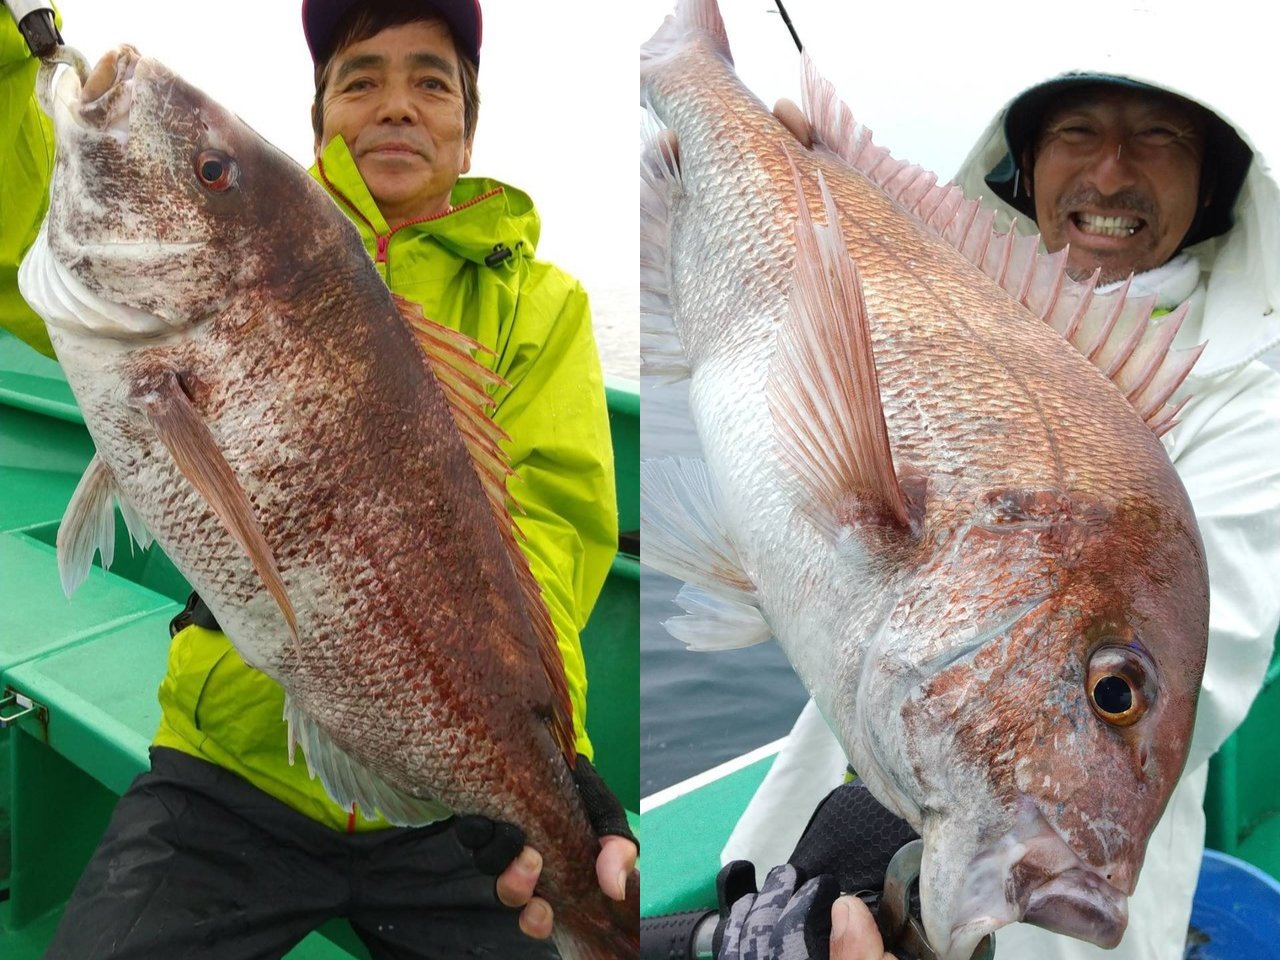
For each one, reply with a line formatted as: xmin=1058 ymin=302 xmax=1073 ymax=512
xmin=44 ymin=748 xmax=559 ymax=960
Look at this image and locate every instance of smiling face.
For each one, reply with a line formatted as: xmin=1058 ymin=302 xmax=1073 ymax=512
xmin=1027 ymin=86 xmax=1208 ymax=284
xmin=317 ymin=19 xmax=472 ymax=225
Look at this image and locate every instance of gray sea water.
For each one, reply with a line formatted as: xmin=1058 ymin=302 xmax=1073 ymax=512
xmin=639 ymin=377 xmax=811 ymax=797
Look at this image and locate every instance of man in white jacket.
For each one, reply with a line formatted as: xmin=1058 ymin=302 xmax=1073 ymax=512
xmin=723 ymin=73 xmax=1280 ymax=959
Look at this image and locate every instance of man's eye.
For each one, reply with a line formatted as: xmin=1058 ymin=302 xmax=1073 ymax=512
xmin=420 ymin=77 xmax=445 ymax=91
xmin=344 ymin=78 xmax=374 ymax=92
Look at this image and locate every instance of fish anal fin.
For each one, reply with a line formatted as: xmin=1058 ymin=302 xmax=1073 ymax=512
xmin=767 ymin=159 xmax=912 ymax=534
xmin=798 ymin=55 xmax=1204 ymax=434
xmin=130 ymin=369 xmax=299 ymax=644
xmin=394 ymin=295 xmax=576 ymax=766
xmin=57 ymin=454 xmax=118 ymax=597
xmin=284 ymin=696 xmax=452 ymax=826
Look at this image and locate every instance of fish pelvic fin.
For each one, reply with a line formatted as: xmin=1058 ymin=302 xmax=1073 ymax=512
xmin=130 ymin=370 xmax=300 ymax=646
xmin=57 ymin=455 xmax=119 ymax=596
xmin=768 ymin=160 xmax=913 ymax=534
xmin=799 ymin=55 xmax=1202 ymax=438
xmin=284 ymin=695 xmax=453 ymax=826
xmin=640 ymin=115 xmax=691 ymax=383
xmin=395 ymin=294 xmax=576 ymax=765
xmin=640 ymin=457 xmax=772 ymax=650
xmin=641 ymin=0 xmax=732 ymax=74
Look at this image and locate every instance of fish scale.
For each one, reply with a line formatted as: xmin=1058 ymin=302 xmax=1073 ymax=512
xmin=642 ymin=3 xmax=1207 ymax=958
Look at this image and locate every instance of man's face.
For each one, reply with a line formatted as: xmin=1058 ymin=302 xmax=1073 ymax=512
xmin=317 ymin=20 xmax=472 ymax=224
xmin=1028 ymin=86 xmax=1207 ymax=284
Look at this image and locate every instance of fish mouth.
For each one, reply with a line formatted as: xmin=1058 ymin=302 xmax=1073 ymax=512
xmin=930 ymin=798 xmax=1132 ymax=958
xmin=45 ymin=45 xmax=145 ymax=144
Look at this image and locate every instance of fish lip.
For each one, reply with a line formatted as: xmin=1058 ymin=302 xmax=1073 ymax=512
xmin=1020 ymin=867 xmax=1128 ymax=947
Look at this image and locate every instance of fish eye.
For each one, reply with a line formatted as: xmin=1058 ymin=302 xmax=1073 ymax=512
xmin=1087 ymin=645 xmax=1155 ymax=727
xmin=194 ymin=149 xmax=237 ymax=192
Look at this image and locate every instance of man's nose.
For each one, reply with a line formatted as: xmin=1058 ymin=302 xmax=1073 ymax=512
xmin=375 ymin=82 xmax=417 ymax=124
xmin=1088 ymin=135 xmax=1139 ymax=196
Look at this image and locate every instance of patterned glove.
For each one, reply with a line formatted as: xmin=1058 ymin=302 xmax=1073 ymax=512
xmin=713 ymin=861 xmax=841 ymax=960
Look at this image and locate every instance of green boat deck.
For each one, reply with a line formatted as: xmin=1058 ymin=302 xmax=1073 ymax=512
xmin=0 ymin=331 xmax=640 ymax=958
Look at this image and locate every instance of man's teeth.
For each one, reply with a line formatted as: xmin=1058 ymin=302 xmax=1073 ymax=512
xmin=1075 ymin=213 xmax=1141 ymax=237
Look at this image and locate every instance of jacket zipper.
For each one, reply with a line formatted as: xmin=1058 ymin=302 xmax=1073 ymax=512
xmin=315 ymin=159 xmax=504 ymax=266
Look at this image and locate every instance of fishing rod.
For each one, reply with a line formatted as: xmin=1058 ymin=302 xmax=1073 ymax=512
xmin=772 ymin=0 xmax=804 ymax=54
xmin=2 ymin=0 xmax=61 ymax=58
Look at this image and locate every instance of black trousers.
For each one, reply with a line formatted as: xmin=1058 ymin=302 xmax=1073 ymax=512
xmin=44 ymin=748 xmax=560 ymax=960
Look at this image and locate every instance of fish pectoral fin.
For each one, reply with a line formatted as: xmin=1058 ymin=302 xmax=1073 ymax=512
xmin=665 ymin=583 xmax=772 ymax=651
xmin=799 ymin=56 xmax=1201 ymax=437
xmin=767 ymin=162 xmax=913 ymax=534
xmin=285 ymin=696 xmax=452 ymax=827
xmin=130 ymin=369 xmax=299 ymax=645
xmin=394 ymin=295 xmax=576 ymax=765
xmin=57 ymin=454 xmax=120 ymax=596
xmin=640 ymin=113 xmax=690 ymax=383
xmin=640 ymin=456 xmax=759 ymax=598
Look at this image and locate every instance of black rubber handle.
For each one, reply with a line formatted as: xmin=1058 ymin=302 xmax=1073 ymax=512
xmin=640 ymin=909 xmax=717 ymax=960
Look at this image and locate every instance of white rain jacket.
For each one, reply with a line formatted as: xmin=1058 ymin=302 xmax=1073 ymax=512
xmin=724 ymin=63 xmax=1280 ymax=960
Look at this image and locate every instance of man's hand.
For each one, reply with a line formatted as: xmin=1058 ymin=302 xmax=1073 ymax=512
xmin=496 ymin=835 xmax=639 ymax=939
xmin=713 ymin=862 xmax=897 ymax=960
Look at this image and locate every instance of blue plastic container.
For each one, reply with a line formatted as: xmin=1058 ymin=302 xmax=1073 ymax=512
xmin=1186 ymin=849 xmax=1280 ymax=959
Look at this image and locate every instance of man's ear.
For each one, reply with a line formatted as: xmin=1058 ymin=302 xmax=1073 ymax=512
xmin=461 ymin=136 xmax=473 ymax=176
xmin=1019 ymin=148 xmax=1035 ymax=198
xmin=312 ymin=103 xmax=322 ymax=157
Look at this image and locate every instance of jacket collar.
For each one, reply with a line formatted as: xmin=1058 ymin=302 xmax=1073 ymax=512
xmin=309 ymin=136 xmax=542 ymax=266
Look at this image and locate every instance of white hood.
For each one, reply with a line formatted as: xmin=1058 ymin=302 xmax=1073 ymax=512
xmin=952 ymin=38 xmax=1280 ymax=380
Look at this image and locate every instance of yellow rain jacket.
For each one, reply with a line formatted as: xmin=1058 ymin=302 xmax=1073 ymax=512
xmin=1 ymin=39 xmax=618 ymax=829
xmin=0 ymin=13 xmax=56 ymax=358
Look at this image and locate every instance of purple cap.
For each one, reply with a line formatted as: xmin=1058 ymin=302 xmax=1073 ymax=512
xmin=302 ymin=0 xmax=482 ymax=68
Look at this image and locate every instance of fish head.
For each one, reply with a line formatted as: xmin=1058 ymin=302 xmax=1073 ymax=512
xmin=867 ymin=486 xmax=1207 ymax=959
xmin=25 ymin=46 xmax=336 ymax=339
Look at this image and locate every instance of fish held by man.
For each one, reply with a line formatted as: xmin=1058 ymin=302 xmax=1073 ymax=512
xmin=19 ymin=46 xmax=637 ymax=959
xmin=639 ymin=2 xmax=1209 ymax=957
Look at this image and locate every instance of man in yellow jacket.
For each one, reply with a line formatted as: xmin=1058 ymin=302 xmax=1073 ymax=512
xmin=1 ymin=1 xmax=635 ymax=956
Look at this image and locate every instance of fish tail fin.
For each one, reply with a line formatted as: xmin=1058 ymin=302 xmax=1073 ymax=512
xmin=550 ymin=875 xmax=639 ymax=960
xmin=641 ymin=0 xmax=732 ymax=71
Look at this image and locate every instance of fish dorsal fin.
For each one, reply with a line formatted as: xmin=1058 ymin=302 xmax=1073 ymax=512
xmin=799 ymin=56 xmax=1203 ymax=437
xmin=284 ymin=695 xmax=452 ymax=826
xmin=767 ymin=160 xmax=911 ymax=531
xmin=130 ymin=371 xmax=300 ymax=645
xmin=393 ymin=294 xmax=575 ymax=764
xmin=639 ymin=457 xmax=771 ymax=651
xmin=639 ymin=116 xmax=690 ymax=382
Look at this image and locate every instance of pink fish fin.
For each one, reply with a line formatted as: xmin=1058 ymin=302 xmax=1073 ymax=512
xmin=283 ymin=696 xmax=452 ymax=826
xmin=797 ymin=57 xmax=1204 ymax=433
xmin=640 ymin=457 xmax=771 ymax=650
xmin=768 ymin=159 xmax=911 ymax=532
xmin=56 ymin=454 xmax=119 ymax=596
xmin=130 ymin=370 xmax=300 ymax=647
xmin=641 ymin=0 xmax=732 ymax=70
xmin=640 ymin=114 xmax=690 ymax=382
xmin=393 ymin=294 xmax=576 ymax=764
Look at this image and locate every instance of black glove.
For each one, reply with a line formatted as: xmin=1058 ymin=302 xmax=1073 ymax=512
xmin=572 ymin=756 xmax=639 ymax=851
xmin=713 ymin=861 xmax=841 ymax=960
xmin=787 ymin=779 xmax=918 ymax=896
xmin=454 ymin=815 xmax=527 ymax=876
